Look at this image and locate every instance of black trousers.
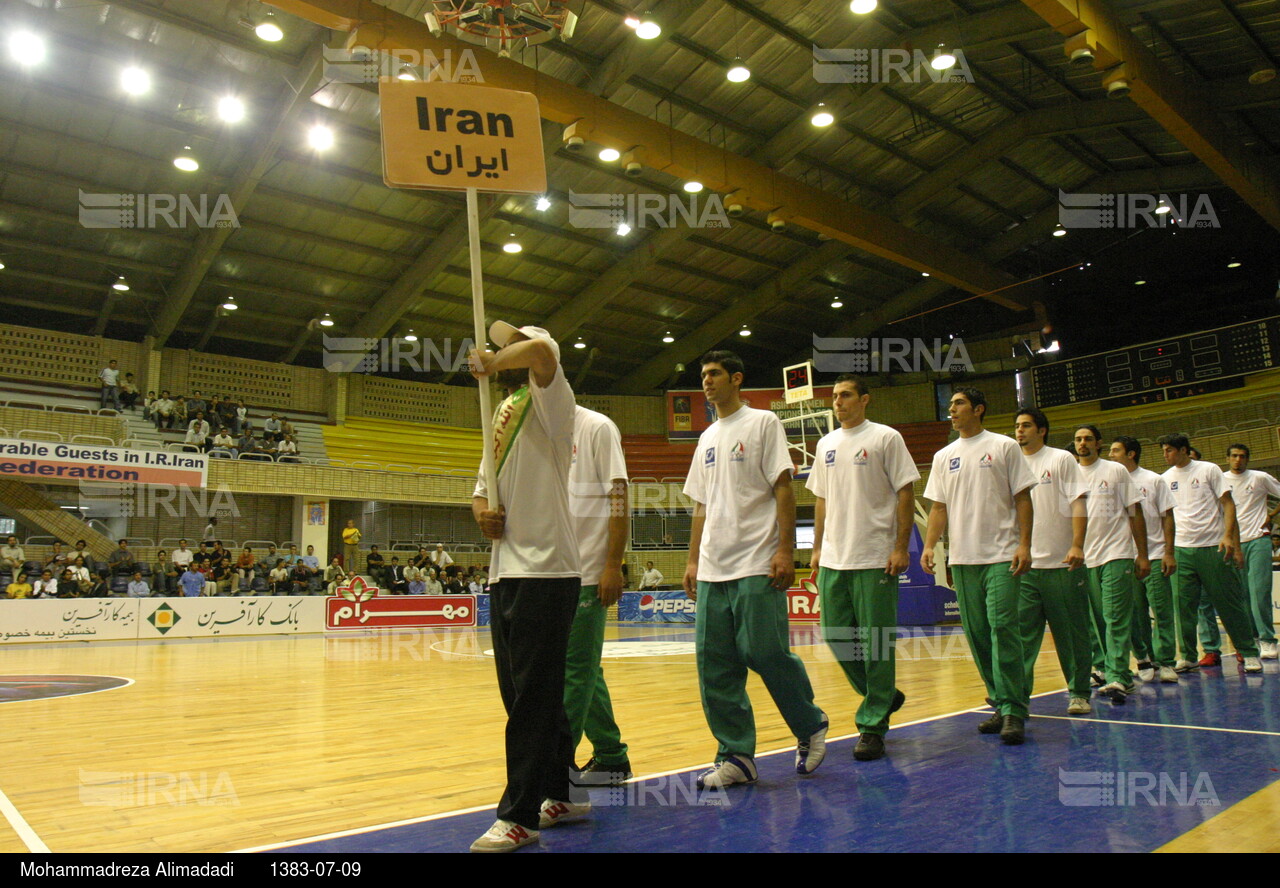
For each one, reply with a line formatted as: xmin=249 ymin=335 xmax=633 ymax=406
xmin=489 ymin=576 xmax=580 ymax=830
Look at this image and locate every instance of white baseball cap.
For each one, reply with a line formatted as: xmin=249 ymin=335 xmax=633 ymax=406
xmin=488 ymin=321 xmax=560 ymax=362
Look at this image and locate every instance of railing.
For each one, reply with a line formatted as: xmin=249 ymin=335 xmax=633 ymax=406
xmin=17 ymin=429 xmax=63 ymax=442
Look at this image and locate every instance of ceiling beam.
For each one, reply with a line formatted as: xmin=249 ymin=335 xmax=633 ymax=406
xmin=1020 ymin=0 xmax=1280 ymax=232
xmin=148 ymin=45 xmax=327 ymax=347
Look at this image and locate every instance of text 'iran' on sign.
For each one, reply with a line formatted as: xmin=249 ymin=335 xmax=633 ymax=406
xmin=379 ymin=81 xmax=546 ymax=194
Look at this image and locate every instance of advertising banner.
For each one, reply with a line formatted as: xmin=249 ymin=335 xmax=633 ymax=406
xmin=617 ymin=590 xmax=697 ymax=623
xmin=0 ymin=438 xmax=207 ymax=487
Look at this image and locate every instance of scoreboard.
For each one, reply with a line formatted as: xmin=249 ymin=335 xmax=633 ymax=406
xmin=1032 ymin=316 xmax=1279 ymax=408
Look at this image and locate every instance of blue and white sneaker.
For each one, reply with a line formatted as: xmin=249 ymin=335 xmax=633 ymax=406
xmin=796 ymin=712 xmax=829 ymax=775
xmin=697 ymin=755 xmax=758 ymax=789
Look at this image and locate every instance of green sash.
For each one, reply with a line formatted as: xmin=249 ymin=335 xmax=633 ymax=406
xmin=492 ymin=385 xmax=531 ymax=478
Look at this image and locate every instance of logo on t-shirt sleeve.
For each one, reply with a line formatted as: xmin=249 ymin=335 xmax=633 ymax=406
xmin=824 ymin=449 xmax=835 ymax=466
xmin=948 ymin=457 xmax=961 ymax=472
xmin=705 ymin=447 xmax=716 ymax=467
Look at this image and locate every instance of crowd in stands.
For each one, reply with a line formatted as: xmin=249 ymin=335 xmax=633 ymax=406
xmin=3 ymin=534 xmax=491 ymax=599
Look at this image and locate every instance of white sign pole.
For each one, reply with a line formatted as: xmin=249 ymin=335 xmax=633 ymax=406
xmin=467 ymin=187 xmax=499 ymax=511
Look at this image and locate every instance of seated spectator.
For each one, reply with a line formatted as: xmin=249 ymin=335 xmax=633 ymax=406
xmin=289 ymin=561 xmax=313 ymax=595
xmin=209 ymin=540 xmax=228 ymax=570
xmin=127 ymin=571 xmax=150 ymax=598
xmin=171 ymin=393 xmax=188 ymax=427
xmin=365 ymin=545 xmax=385 ymax=585
xmin=325 ymin=556 xmax=349 ymax=595
xmin=1 ymin=536 xmax=25 ymax=573
xmin=405 ymin=563 xmax=426 ymax=595
xmin=301 ymin=545 xmax=321 ymax=575
xmin=410 ymin=546 xmax=431 ymax=569
xmin=71 ymin=539 xmax=94 ymax=566
xmin=280 ymin=417 xmax=296 ymax=440
xmin=211 ymin=560 xmax=233 ymax=596
xmin=186 ymin=390 xmax=208 ymax=419
xmin=142 ymin=390 xmax=156 ymax=422
xmin=276 ymin=434 xmax=300 ymax=463
xmin=44 ymin=542 xmax=69 ymax=569
xmin=235 ymin=548 xmax=255 ymax=590
xmin=267 ymin=559 xmax=290 ymax=594
xmin=68 ymin=556 xmax=91 ymax=587
xmin=443 ymin=572 xmax=464 ymax=595
xmin=108 ymin=539 xmax=135 ymax=575
xmin=119 ymin=373 xmax=140 ymax=411
xmin=58 ymin=567 xmax=82 ymax=597
xmin=191 ymin=542 xmax=212 ymax=569
xmin=238 ymin=432 xmax=271 ymax=461
xmin=210 ymin=427 xmax=236 ymax=458
xmin=216 ymin=396 xmax=237 ymax=435
xmin=6 ymin=574 xmax=32 ymax=599
xmin=33 ymin=570 xmax=59 ymax=598
xmin=172 ymin=539 xmax=194 ymax=573
xmin=263 ymin=414 xmax=283 ymax=444
xmin=468 ymin=575 xmax=484 ymax=595
xmin=153 ymin=390 xmax=176 ymax=429
xmin=153 ymin=550 xmax=177 ymax=595
xmin=282 ymin=544 xmax=302 ymax=566
xmin=424 ymin=567 xmax=443 ymax=596
xmin=179 ymin=565 xmax=205 ymax=598
xmin=184 ymin=412 xmax=211 ymax=453
xmin=385 ymin=557 xmax=407 ymax=594
xmin=257 ymin=545 xmax=279 ymax=575
xmin=431 ymin=543 xmax=454 ymax=569
xmin=83 ymin=572 xmax=109 ymax=599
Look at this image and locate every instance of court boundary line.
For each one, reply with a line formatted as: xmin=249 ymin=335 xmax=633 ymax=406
xmin=0 ymin=675 xmax=136 ymax=706
xmin=0 ymin=785 xmax=50 ymax=853
xmin=1032 ymin=713 xmax=1280 ymax=737
xmin=232 ymin=688 xmax=1066 ymax=853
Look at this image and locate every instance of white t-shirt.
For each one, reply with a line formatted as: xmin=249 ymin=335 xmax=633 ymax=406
xmin=99 ymin=367 xmax=119 ymax=386
xmin=1021 ymin=445 xmax=1085 ymax=570
xmin=1078 ymin=459 xmax=1140 ymax=567
xmin=805 ymin=420 xmax=920 ymax=570
xmin=683 ymin=406 xmax=794 ymax=583
xmin=1129 ymin=466 xmax=1175 ymax=560
xmin=570 ymin=406 xmax=629 ymax=584
xmin=473 ymin=363 xmax=580 ymax=581
xmin=430 ymin=549 xmax=454 ymax=567
xmin=640 ymin=567 xmax=664 ymax=588
xmin=172 ymin=547 xmax=193 ymax=567
xmin=1222 ymin=469 xmax=1280 ymax=542
xmin=1163 ymin=459 xmax=1228 ymax=549
xmin=923 ymin=430 xmax=1035 ymax=565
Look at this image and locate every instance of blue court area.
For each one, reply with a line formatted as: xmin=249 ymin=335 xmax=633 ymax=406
xmin=274 ymin=661 xmax=1280 ymax=854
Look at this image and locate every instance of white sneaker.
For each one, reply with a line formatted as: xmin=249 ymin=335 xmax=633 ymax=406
xmin=469 ymin=819 xmax=538 ymax=853
xmin=1067 ymin=696 xmax=1091 ymax=715
xmin=1261 ymin=641 xmax=1278 ymax=660
xmin=1244 ymin=656 xmax=1263 ymax=673
xmin=1174 ymin=659 xmax=1199 ymax=673
xmin=697 ymin=755 xmax=758 ymax=789
xmin=1136 ymin=662 xmax=1156 ymax=682
xmin=796 ymin=712 xmax=829 ymax=775
xmin=538 ymin=798 xmax=590 ymax=829
xmin=1159 ymin=665 xmax=1179 ymax=683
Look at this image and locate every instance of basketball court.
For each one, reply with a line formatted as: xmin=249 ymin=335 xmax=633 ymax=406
xmin=2 ymin=622 xmax=1276 ymax=854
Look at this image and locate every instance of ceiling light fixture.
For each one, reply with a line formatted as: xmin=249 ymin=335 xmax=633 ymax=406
xmin=173 ymin=147 xmax=199 ymax=171
xmin=535 ymin=195 xmax=551 ymax=212
xmin=255 ymin=12 xmax=284 ymax=42
xmin=112 ymin=276 xmax=130 ymax=292
xmin=319 ymin=313 xmax=334 ymax=327
xmin=662 ymin=332 xmax=674 ymax=343
xmin=121 ymin=66 xmax=150 ymax=96
xmin=930 ymin=43 xmax=957 ymax=70
xmin=598 ymin=147 xmax=621 ymax=162
xmin=1052 ymin=223 xmax=1066 ymax=237
xmin=1154 ymin=199 xmax=1171 ymax=215
xmin=739 ymin=325 xmax=751 ymax=337
xmin=1134 ymin=279 xmax=1146 ymax=285
xmin=404 ymin=329 xmax=418 ymax=342
xmin=308 ymin=125 xmax=334 ymax=151
xmin=831 ymin=300 xmax=843 ymax=308
xmin=8 ymin=31 xmax=46 ymax=67
xmin=502 ymin=236 xmax=522 ymax=254
xmin=727 ymin=62 xmax=751 ymax=83
xmin=396 ymin=65 xmax=418 ymax=81
xmin=221 ymin=295 xmax=238 ymax=310
xmin=921 ymin=271 xmax=930 ymax=277
xmin=616 ymin=222 xmax=632 ymax=236
xmin=683 ymin=180 xmax=703 ymax=193
xmin=217 ymin=96 xmax=245 ymax=123
xmin=1227 ymin=259 xmax=1242 ymax=268
xmin=635 ymin=15 xmax=661 ymax=39
xmin=573 ymin=337 xmax=586 ymax=349
xmin=810 ymin=103 xmax=834 ymax=127
xmin=850 ymin=0 xmax=878 ymax=13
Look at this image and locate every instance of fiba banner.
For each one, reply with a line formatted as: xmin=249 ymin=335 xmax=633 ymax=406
xmin=617 ymin=591 xmax=697 ymax=622
xmin=0 ymin=438 xmax=207 ymax=487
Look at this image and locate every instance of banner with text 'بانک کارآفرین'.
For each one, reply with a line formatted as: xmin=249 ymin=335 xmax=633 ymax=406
xmin=0 ymin=439 xmax=207 ymax=487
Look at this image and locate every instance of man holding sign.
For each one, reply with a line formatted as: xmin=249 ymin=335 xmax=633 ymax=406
xmin=470 ymin=323 xmax=582 ymax=853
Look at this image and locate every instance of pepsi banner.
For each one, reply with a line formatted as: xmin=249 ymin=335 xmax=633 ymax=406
xmin=617 ymin=591 xmax=697 ymax=622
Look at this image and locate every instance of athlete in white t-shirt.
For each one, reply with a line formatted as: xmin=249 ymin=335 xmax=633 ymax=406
xmin=682 ymin=350 xmax=827 ymax=789
xmin=469 ymin=323 xmax=583 ymax=852
xmin=1108 ymin=436 xmax=1181 ymax=681
xmin=563 ymin=406 xmax=631 ymax=785
xmin=923 ymin=388 xmax=1035 ymax=745
xmin=1158 ymin=433 xmax=1261 ymax=673
xmin=806 ymin=376 xmax=919 ymax=762
xmin=1074 ymin=425 xmax=1149 ymax=703
xmin=1218 ymin=444 xmax=1280 ymax=658
xmin=1013 ymin=408 xmax=1091 ymax=716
